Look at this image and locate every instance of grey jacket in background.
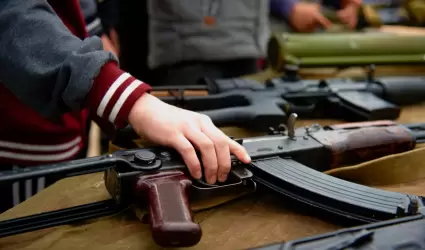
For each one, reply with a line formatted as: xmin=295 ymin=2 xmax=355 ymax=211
xmin=147 ymin=0 xmax=271 ymax=69
xmin=0 ymin=0 xmax=116 ymax=119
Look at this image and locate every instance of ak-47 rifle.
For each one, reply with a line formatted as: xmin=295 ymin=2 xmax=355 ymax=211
xmin=143 ymin=69 xmax=425 ymax=132
xmin=1 ymin=118 xmax=425 ymax=247
xmin=249 ymin=211 xmax=425 ymax=250
xmin=267 ymin=32 xmax=425 ymax=72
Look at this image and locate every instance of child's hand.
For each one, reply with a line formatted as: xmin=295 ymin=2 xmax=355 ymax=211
xmin=128 ymin=94 xmax=251 ymax=184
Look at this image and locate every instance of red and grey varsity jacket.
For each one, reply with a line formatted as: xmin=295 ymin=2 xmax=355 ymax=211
xmin=0 ymin=0 xmax=151 ymax=166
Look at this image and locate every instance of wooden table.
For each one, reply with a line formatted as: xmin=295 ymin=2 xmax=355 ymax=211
xmin=2 ymin=28 xmax=425 ymax=250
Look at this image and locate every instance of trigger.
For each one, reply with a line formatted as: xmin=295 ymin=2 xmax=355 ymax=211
xmin=193 ymin=178 xmax=219 ymax=187
xmin=194 ymin=164 xmax=220 ymax=187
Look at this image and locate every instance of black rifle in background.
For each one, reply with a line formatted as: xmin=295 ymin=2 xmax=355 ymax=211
xmin=154 ymin=68 xmax=425 ymax=132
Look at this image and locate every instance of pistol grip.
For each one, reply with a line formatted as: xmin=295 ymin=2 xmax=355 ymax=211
xmin=134 ymin=170 xmax=202 ymax=247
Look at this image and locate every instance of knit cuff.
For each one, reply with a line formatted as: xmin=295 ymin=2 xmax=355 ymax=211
xmin=87 ymin=62 xmax=152 ymax=129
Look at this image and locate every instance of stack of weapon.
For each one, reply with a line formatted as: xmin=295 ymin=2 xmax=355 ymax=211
xmin=2 ymin=32 xmax=425 ymax=249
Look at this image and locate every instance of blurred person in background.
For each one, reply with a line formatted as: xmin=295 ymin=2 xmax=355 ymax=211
xmin=144 ymin=1 xmax=271 ymax=86
xmin=116 ymin=0 xmax=360 ymax=87
xmin=270 ymin=0 xmax=362 ymax=32
xmin=116 ymin=1 xmax=295 ymax=86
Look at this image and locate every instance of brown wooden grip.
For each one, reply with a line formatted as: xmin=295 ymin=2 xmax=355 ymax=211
xmin=311 ymin=125 xmax=416 ymax=168
xmin=134 ymin=170 xmax=202 ymax=247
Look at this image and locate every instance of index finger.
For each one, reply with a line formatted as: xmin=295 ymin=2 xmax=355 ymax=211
xmin=228 ymin=138 xmax=251 ymax=164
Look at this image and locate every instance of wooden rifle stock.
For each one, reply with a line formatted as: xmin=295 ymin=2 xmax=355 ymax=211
xmin=313 ymin=121 xmax=416 ymax=168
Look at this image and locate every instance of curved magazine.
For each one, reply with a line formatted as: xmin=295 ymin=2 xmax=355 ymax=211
xmin=249 ymin=157 xmax=424 ymax=223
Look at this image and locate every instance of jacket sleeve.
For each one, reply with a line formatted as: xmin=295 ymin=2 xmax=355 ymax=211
xmin=270 ymin=0 xmax=297 ymax=19
xmin=0 ymin=0 xmax=151 ymax=129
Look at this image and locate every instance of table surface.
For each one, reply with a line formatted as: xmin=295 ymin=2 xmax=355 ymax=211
xmin=2 ymin=27 xmax=425 ymax=250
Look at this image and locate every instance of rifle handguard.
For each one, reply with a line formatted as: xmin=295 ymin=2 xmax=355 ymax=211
xmin=312 ymin=123 xmax=416 ymax=168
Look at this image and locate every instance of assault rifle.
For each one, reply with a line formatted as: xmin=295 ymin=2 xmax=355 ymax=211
xmin=149 ymin=70 xmax=425 ymax=132
xmin=1 ymin=118 xmax=425 ymax=247
xmin=249 ymin=211 xmax=425 ymax=250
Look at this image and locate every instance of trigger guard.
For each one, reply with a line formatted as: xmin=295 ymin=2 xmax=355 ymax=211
xmin=193 ymin=166 xmax=249 ymax=187
xmin=193 ymin=178 xmax=219 ymax=187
